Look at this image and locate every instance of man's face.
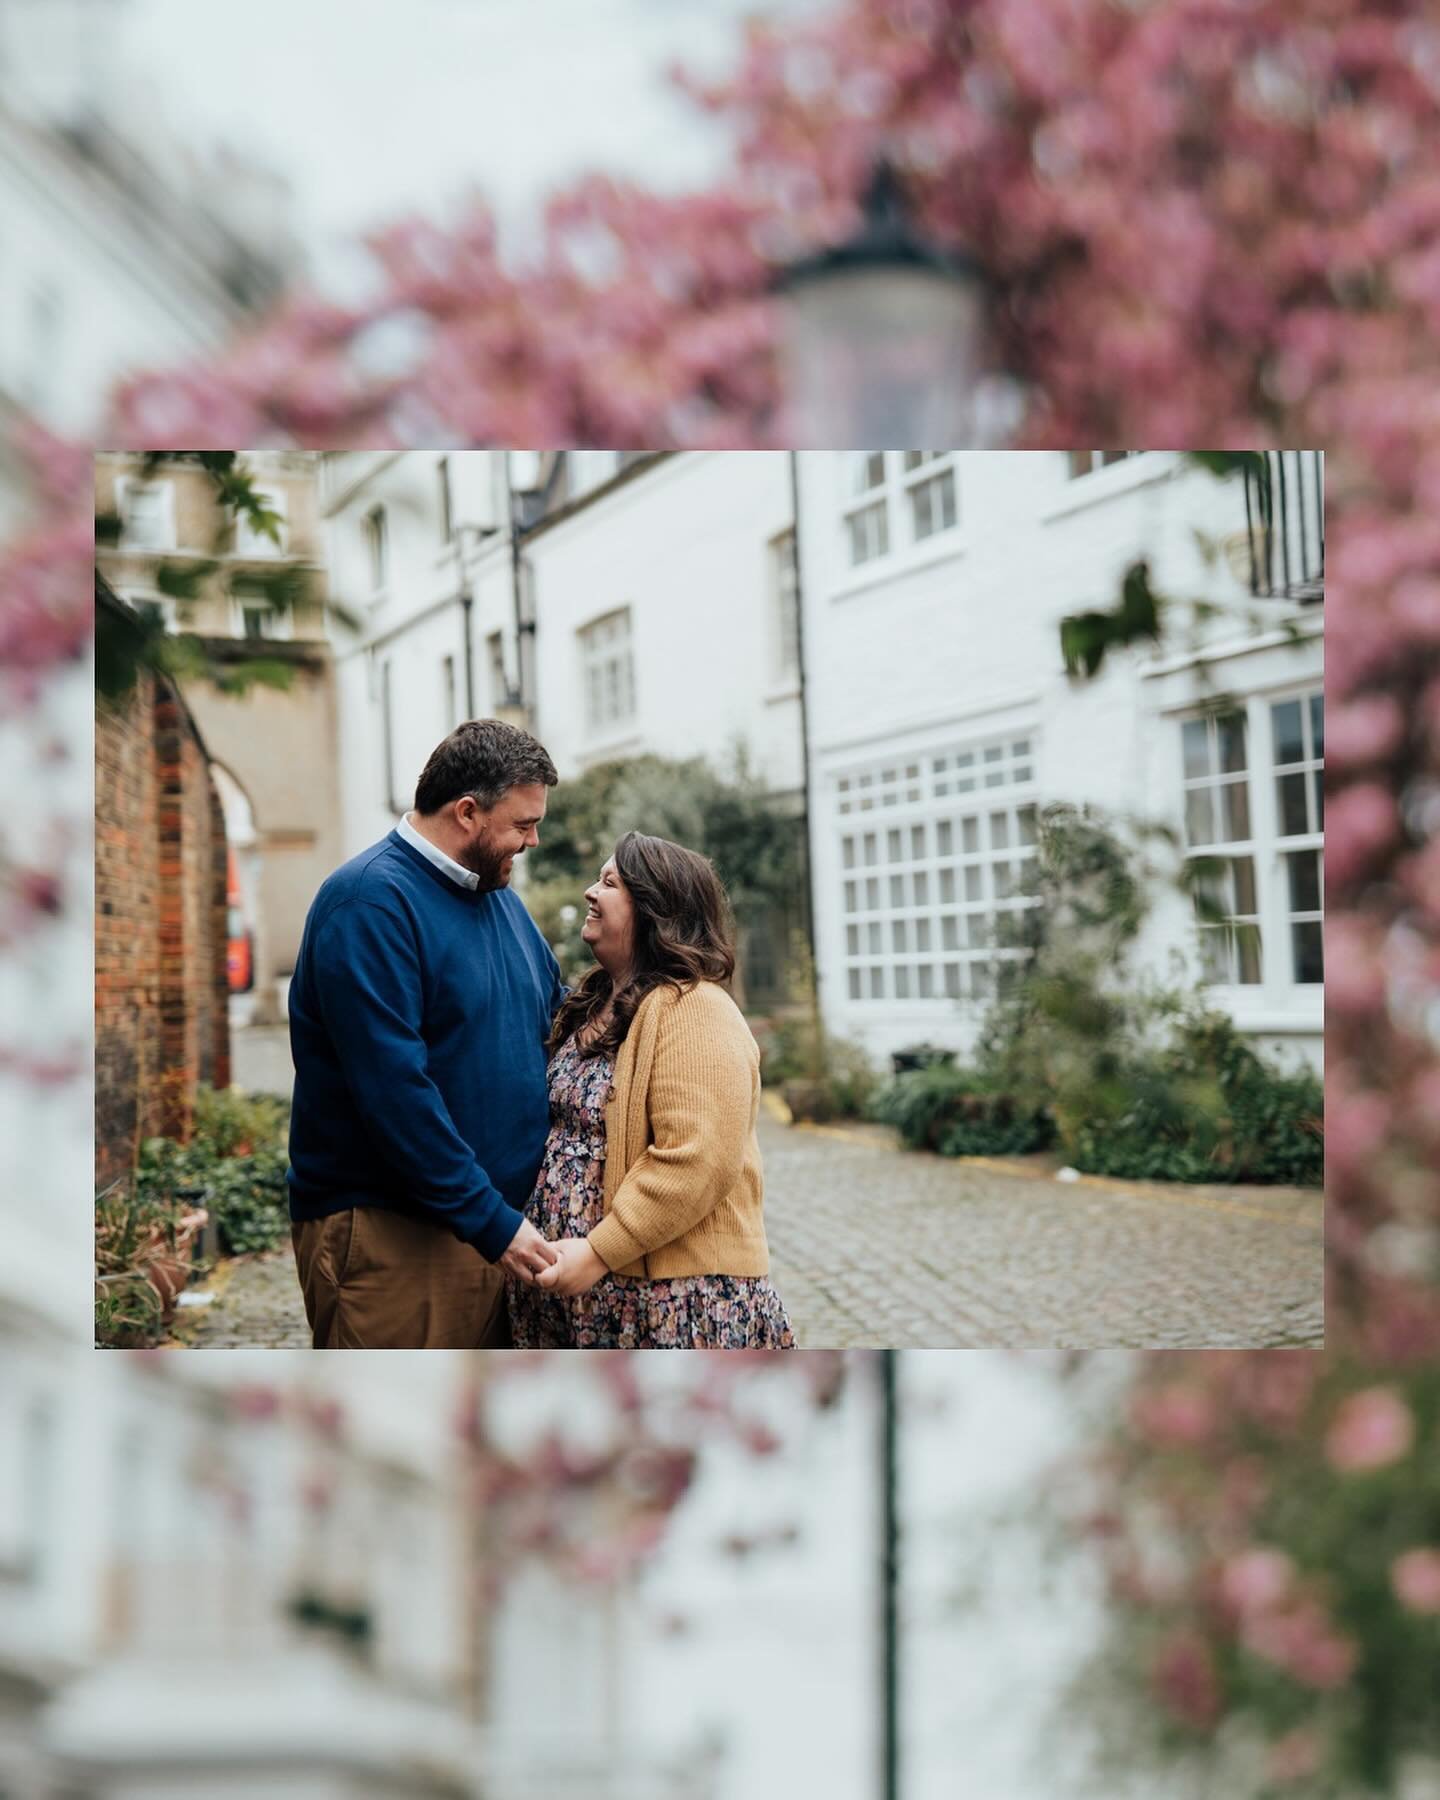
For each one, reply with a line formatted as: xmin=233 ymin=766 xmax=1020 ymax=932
xmin=457 ymin=783 xmax=548 ymax=890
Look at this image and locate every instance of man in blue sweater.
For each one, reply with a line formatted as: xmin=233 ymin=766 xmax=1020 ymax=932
xmin=288 ymin=719 xmax=565 ymax=1348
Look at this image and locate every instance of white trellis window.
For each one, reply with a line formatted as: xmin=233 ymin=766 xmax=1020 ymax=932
xmin=1181 ymin=709 xmax=1260 ymax=983
xmin=902 ymin=452 xmax=958 ymax=541
xmin=842 ymin=453 xmax=889 ymax=567
xmin=1271 ymin=691 xmax=1324 ymax=985
xmin=836 ymin=732 xmax=1040 ymax=1004
xmin=579 ymin=607 xmax=636 ymax=737
xmin=1179 ymin=690 xmax=1324 ymax=989
xmin=117 ymin=477 xmax=176 ymax=551
xmin=840 ymin=452 xmax=960 ymax=569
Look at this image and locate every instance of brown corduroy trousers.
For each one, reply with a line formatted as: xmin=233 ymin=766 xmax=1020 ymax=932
xmin=292 ymin=1207 xmax=509 ymax=1350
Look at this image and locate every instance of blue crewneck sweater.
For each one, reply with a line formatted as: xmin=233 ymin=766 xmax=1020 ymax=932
xmin=286 ymin=830 xmax=565 ymax=1262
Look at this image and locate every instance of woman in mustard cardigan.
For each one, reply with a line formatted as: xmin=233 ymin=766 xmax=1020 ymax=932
xmin=507 ymin=831 xmax=793 ymax=1349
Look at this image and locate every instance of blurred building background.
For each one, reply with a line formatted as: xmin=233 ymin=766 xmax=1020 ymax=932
xmin=0 ymin=0 xmax=299 ymax=525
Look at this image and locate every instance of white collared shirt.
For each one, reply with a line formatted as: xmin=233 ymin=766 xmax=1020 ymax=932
xmin=397 ymin=811 xmax=480 ymax=891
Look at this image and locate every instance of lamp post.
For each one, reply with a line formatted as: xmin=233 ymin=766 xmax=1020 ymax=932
xmin=772 ymin=161 xmax=1001 ymax=448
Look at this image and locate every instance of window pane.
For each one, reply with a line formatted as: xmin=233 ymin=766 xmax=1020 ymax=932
xmin=962 ymin=818 xmax=980 ymax=853
xmin=1181 ymin=720 xmax=1211 ymax=780
xmin=863 ymin=833 xmax=878 ymax=865
xmin=1277 ymin=772 xmax=1310 ymax=836
xmin=1309 ymin=694 xmax=1324 ymax=759
xmin=865 ymin=878 xmax=880 ymax=910
xmin=1237 ymin=924 xmax=1263 ymax=985
xmin=890 ymin=875 xmax=905 ymax=907
xmin=894 ymin=967 xmax=911 ymax=999
xmin=1233 ymin=856 xmax=1258 ymax=916
xmin=1292 ymin=920 xmax=1324 ymax=984
xmin=855 ymin=452 xmax=885 ymax=493
xmin=849 ymin=969 xmax=862 ymax=999
xmin=918 ymin=965 xmax=935 ymax=998
xmin=944 ymin=963 xmax=961 ymax=998
xmin=846 ymin=925 xmax=859 ymax=955
xmin=942 ymin=916 xmax=959 ymax=950
xmin=869 ymin=966 xmax=885 ymax=999
xmin=966 ymin=914 xmax=988 ymax=948
xmin=1312 ymin=770 xmax=1324 ymax=830
xmin=965 ymin=865 xmax=983 ymax=901
xmin=1287 ymin=850 xmax=1321 ymax=914
xmin=868 ymin=922 xmax=882 ymax=952
xmin=937 ymin=821 xmax=953 ymax=856
xmin=1272 ymin=700 xmax=1304 ymax=766
xmin=913 ymin=872 xmax=929 ymax=906
xmin=1185 ymin=788 xmax=1216 ymax=846
xmin=844 ymin=881 xmax=857 ymax=912
xmin=911 ymin=825 xmax=926 ymax=860
xmin=1222 ymin=781 xmax=1251 ymax=842
xmin=1217 ymin=713 xmax=1248 ymax=774
xmin=893 ymin=920 xmax=909 ymax=953
xmin=887 ymin=829 xmax=902 ymax=862
xmin=842 ymin=837 xmax=856 ymax=870
xmin=915 ymin=919 xmax=931 ymax=952
xmin=1017 ymin=806 xmax=1037 ymax=846
xmin=989 ymin=812 xmax=1010 ymax=850
xmin=939 ymin=868 xmax=956 ymax=903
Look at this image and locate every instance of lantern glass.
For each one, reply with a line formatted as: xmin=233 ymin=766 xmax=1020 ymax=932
xmin=778 ymin=262 xmax=987 ymax=448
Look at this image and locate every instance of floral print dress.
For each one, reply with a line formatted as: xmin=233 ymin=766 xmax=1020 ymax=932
xmin=507 ymin=1034 xmax=794 ymax=1350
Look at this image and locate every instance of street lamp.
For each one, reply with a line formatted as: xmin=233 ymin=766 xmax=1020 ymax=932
xmin=772 ymin=161 xmax=996 ymax=448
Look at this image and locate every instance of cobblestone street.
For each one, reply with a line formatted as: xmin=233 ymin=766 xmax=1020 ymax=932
xmin=200 ymin=1026 xmax=1323 ymax=1351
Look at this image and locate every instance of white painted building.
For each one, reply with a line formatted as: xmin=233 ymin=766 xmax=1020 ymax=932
xmin=0 ymin=0 xmax=298 ymax=522
xmin=320 ymin=451 xmax=530 ymax=859
xmin=521 ymin=453 xmax=801 ymax=801
xmin=795 ymin=450 xmax=1324 ymax=1072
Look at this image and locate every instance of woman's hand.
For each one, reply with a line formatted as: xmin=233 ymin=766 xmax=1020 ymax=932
xmin=534 ymin=1236 xmax=610 ymax=1296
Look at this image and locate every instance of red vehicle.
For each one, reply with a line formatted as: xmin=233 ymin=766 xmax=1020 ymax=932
xmin=226 ymin=849 xmax=253 ymax=993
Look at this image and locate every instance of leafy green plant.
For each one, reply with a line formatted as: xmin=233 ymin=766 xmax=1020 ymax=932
xmin=867 ymin=1064 xmax=1053 ymax=1155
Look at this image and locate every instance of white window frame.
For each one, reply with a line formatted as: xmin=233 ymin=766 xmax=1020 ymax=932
xmin=1179 ymin=685 xmax=1324 ymax=999
xmin=115 ymin=476 xmax=176 ymax=552
xmin=229 ymin=576 xmax=294 ymax=643
xmin=578 ymin=607 xmax=636 ymax=739
xmin=770 ymin=528 xmax=800 ymax=683
xmin=834 ymin=730 xmax=1040 ymax=1008
xmin=363 ymin=504 xmax=389 ymax=599
xmin=837 ymin=451 xmax=961 ymax=583
xmin=232 ymin=486 xmax=288 ymax=558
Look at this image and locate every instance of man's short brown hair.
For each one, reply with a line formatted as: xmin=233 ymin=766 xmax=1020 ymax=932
xmin=413 ymin=719 xmax=558 ymax=814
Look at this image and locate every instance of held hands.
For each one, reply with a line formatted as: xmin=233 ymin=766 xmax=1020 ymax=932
xmin=498 ymin=1216 xmax=560 ymax=1285
xmin=534 ymin=1235 xmax=609 ymax=1297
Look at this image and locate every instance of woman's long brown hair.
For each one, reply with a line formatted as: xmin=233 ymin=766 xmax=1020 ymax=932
xmin=548 ymin=832 xmax=737 ymax=1060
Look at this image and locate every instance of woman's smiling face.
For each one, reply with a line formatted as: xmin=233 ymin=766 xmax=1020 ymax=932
xmin=580 ymin=856 xmax=636 ymax=976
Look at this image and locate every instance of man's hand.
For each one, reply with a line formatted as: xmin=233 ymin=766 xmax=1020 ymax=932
xmin=534 ymin=1236 xmax=609 ymax=1297
xmin=498 ymin=1216 xmax=560 ymax=1285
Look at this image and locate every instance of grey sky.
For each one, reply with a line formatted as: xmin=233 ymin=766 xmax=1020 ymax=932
xmin=117 ymin=0 xmax=828 ymax=275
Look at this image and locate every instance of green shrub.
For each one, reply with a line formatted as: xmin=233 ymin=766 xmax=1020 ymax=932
xmin=867 ymin=1065 xmax=1053 ymax=1156
xmin=192 ymin=1085 xmax=290 ymax=1159
xmin=136 ymin=1085 xmax=293 ymax=1256
xmin=1066 ymin=1010 xmax=1323 ymax=1185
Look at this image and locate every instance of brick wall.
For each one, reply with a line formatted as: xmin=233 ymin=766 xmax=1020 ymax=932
xmin=96 ymin=587 xmax=230 ymax=1189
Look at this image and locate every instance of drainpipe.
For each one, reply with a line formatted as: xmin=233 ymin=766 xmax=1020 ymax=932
xmin=789 ymin=453 xmax=822 ymax=1045
xmin=505 ymin=457 xmax=533 ymax=731
xmin=460 ymin=576 xmax=476 ymax=720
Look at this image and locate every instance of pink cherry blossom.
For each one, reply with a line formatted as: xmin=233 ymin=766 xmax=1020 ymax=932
xmin=1324 ymin=1387 xmax=1416 ymax=1472
xmin=1391 ymin=1547 xmax=1440 ymax=1614
xmin=1218 ymin=1547 xmax=1296 ymax=1619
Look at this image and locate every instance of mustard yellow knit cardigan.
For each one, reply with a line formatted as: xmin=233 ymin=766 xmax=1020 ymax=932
xmin=585 ymin=979 xmax=771 ymax=1279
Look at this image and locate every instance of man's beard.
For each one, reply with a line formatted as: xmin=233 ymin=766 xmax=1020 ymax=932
xmin=464 ymin=832 xmax=512 ymax=891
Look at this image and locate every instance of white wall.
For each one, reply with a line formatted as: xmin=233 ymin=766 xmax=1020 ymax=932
xmin=797 ymin=451 xmax=1323 ymax=1071
xmin=525 ymin=453 xmax=801 ymax=795
xmin=324 ymin=451 xmax=517 ymax=856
